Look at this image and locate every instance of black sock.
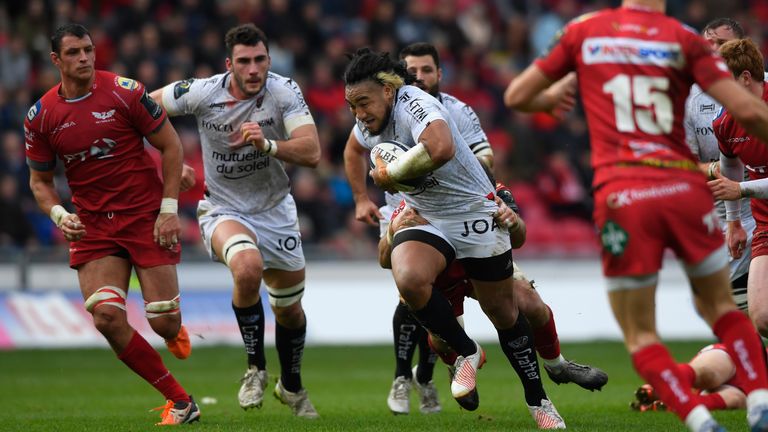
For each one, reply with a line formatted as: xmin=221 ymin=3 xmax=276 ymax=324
xmin=276 ymin=318 xmax=306 ymax=393
xmin=393 ymin=301 xmax=422 ymax=379
xmin=416 ymin=331 xmax=438 ymax=383
xmin=498 ymin=314 xmax=547 ymax=406
xmin=411 ymin=291 xmax=475 ymax=357
xmin=233 ymin=301 xmax=266 ymax=370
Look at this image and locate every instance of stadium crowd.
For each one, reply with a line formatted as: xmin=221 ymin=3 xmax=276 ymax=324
xmin=2 ymin=0 xmax=768 ymax=258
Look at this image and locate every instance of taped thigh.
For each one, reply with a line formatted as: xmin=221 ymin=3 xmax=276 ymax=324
xmin=144 ymin=295 xmax=180 ymax=319
xmin=266 ymin=281 xmax=305 ymax=307
xmin=222 ymin=233 xmax=259 ymax=267
xmin=605 ymin=273 xmax=659 ymax=291
xmin=84 ymin=286 xmax=127 ymax=313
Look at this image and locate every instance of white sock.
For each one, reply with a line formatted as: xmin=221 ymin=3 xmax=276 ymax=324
xmin=542 ymin=354 xmax=566 ymax=371
xmin=747 ymin=389 xmax=768 ymax=425
xmin=684 ymin=405 xmax=713 ymax=432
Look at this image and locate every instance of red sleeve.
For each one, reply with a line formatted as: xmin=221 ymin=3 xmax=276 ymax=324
xmin=683 ymin=30 xmax=732 ymax=92
xmin=24 ymin=101 xmax=56 ymax=171
xmin=713 ymin=111 xmax=735 ymax=158
xmin=534 ymin=23 xmax=577 ymax=82
xmin=122 ymin=79 xmax=167 ymax=136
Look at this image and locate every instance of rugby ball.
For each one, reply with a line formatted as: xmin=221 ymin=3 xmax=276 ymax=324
xmin=369 ymin=140 xmax=427 ymax=188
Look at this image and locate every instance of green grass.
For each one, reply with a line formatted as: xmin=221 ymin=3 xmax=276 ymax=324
xmin=0 ymin=341 xmax=748 ymax=431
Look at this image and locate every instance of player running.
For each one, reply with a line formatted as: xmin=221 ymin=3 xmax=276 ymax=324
xmin=151 ymin=24 xmax=320 ymax=418
xmin=505 ymin=0 xmax=768 ymax=430
xmin=25 ymin=23 xmax=199 ymax=426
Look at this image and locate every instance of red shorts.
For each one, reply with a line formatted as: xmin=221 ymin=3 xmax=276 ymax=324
xmin=69 ymin=210 xmax=180 ymax=269
xmin=593 ymin=178 xmax=723 ymax=277
xmin=751 ymin=222 xmax=768 ymax=259
xmin=434 ymin=261 xmax=474 ymax=316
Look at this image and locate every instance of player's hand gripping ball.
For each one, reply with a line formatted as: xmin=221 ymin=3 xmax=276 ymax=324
xmin=369 ymin=140 xmax=427 ymax=191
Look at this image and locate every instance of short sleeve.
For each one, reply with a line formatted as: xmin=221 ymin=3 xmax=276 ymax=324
xmin=24 ymin=101 xmax=56 ymax=171
xmin=119 ymin=78 xmax=166 ymax=136
xmin=278 ymin=78 xmax=315 ymax=134
xmin=534 ymin=21 xmax=578 ymax=81
xmin=161 ymin=78 xmax=210 ymax=117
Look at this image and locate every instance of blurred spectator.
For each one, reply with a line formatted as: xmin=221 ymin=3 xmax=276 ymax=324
xmin=0 ymin=174 xmax=34 ymax=248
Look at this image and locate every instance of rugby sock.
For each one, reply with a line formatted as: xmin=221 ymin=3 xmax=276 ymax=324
xmin=532 ymin=305 xmax=561 ymax=362
xmin=392 ymin=301 xmax=422 ymax=379
xmin=676 ymin=363 xmax=696 ymax=388
xmin=415 ymin=332 xmax=438 ymax=383
xmin=427 ymin=334 xmax=458 ymax=365
xmin=118 ymin=331 xmax=189 ymax=403
xmin=412 ymin=291 xmax=476 ymax=357
xmin=276 ymin=319 xmax=306 ymax=392
xmin=701 ymin=393 xmax=727 ymax=411
xmin=632 ymin=343 xmax=701 ymax=420
xmin=498 ymin=314 xmax=547 ymax=406
xmin=713 ymin=310 xmax=768 ymax=393
xmin=233 ymin=301 xmax=266 ymax=370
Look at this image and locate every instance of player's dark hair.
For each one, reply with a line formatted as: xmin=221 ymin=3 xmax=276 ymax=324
xmin=225 ymin=24 xmax=269 ymax=58
xmin=51 ymin=24 xmax=91 ymax=55
xmin=719 ymin=39 xmax=765 ymax=83
xmin=399 ymin=42 xmax=440 ymax=68
xmin=343 ymin=47 xmax=416 ymax=87
xmin=702 ymin=18 xmax=745 ymax=39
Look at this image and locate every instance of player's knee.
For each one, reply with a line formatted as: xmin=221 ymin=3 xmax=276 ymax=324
xmin=392 ymin=267 xmax=432 ymax=298
xmin=92 ymin=308 xmax=127 ymax=336
xmin=273 ymin=302 xmax=305 ymax=327
xmin=231 ymin=263 xmax=263 ymax=292
xmin=144 ymin=295 xmax=181 ymax=337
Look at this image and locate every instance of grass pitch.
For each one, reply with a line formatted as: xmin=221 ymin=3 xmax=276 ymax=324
xmin=0 ymin=341 xmax=748 ymax=431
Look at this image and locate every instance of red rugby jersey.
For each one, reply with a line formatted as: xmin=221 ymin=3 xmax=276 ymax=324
xmin=25 ymin=70 xmax=166 ymax=213
xmin=535 ymin=6 xmax=732 ymax=187
xmin=714 ymin=82 xmax=768 ymax=224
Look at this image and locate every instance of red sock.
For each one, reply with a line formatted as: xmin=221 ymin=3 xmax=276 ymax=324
xmin=713 ymin=310 xmax=768 ymax=393
xmin=118 ymin=331 xmax=189 ymax=403
xmin=427 ymin=334 xmax=458 ymax=365
xmin=700 ymin=393 xmax=727 ymax=411
xmin=532 ymin=305 xmax=561 ymax=360
xmin=676 ymin=363 xmax=696 ymax=388
xmin=632 ymin=343 xmax=701 ymax=420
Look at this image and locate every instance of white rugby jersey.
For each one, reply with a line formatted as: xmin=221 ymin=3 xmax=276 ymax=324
xmin=437 ymin=92 xmax=491 ymax=159
xmin=684 ymin=82 xmax=753 ymax=223
xmin=354 ymin=85 xmax=495 ymax=217
xmin=162 ymin=71 xmax=314 ymax=213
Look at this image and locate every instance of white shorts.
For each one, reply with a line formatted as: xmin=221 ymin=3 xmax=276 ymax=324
xmin=197 ymin=194 xmax=305 ymax=271
xmin=394 ymin=209 xmax=511 ymax=260
xmin=379 ymin=204 xmax=396 ymax=238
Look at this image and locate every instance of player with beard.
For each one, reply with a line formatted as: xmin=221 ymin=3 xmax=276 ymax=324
xmin=343 ymin=47 xmax=566 ymax=428
xmin=25 ymin=23 xmax=198 ymax=426
xmin=151 ymin=24 xmax=320 ymax=418
xmin=365 ymin=41 xmax=607 ymax=417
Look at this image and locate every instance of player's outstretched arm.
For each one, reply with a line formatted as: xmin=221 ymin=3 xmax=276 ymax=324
xmin=29 ymin=168 xmax=86 ymax=241
xmin=708 ymin=79 xmax=768 ymax=145
xmin=145 ymin=119 xmax=183 ymax=248
xmin=241 ymin=122 xmax=320 ymax=168
xmin=504 ymin=67 xmax=577 ymax=117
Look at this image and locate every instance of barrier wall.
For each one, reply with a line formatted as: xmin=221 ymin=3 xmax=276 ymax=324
xmin=0 ymin=259 xmax=715 ymax=349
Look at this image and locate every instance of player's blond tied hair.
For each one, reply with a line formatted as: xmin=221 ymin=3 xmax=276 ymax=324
xmin=375 ymin=71 xmax=405 ymax=89
xmin=343 ymin=47 xmax=416 ymax=88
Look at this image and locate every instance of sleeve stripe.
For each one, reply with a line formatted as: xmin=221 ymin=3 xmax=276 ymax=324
xmin=26 ymin=157 xmax=56 ymax=171
xmin=285 ymin=114 xmax=315 ymax=135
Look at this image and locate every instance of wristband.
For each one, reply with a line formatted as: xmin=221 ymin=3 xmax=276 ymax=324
xmin=160 ymin=197 xmax=178 ymax=214
xmin=50 ymin=204 xmax=71 ymax=227
xmin=264 ymin=139 xmax=278 ymax=156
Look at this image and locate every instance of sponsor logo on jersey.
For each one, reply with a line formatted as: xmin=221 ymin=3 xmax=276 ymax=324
xmin=405 ymin=98 xmax=429 ymax=123
xmin=583 ymin=37 xmax=684 ymax=69
xmin=606 ymin=182 xmax=691 ymax=209
xmin=24 ymin=126 xmax=35 ymax=144
xmin=173 ymin=79 xmax=194 ymax=99
xmin=256 ymin=117 xmax=274 ymax=128
xmin=600 ymin=220 xmax=628 ymax=256
xmin=726 ymin=136 xmax=750 ymax=143
xmin=747 ymin=164 xmax=768 ymax=175
xmin=115 ymin=76 xmax=139 ymax=91
xmin=27 ymin=100 xmax=41 ymax=122
xmin=62 ymin=138 xmax=117 ymax=164
xmin=52 ymin=121 xmax=77 ymax=135
xmin=699 ymin=103 xmax=716 ymax=113
xmin=611 ymin=22 xmax=659 ymax=36
xmin=211 ymin=149 xmax=271 ymax=179
xmin=201 ymin=119 xmax=234 ymax=132
xmin=695 ymin=126 xmax=714 ymax=136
